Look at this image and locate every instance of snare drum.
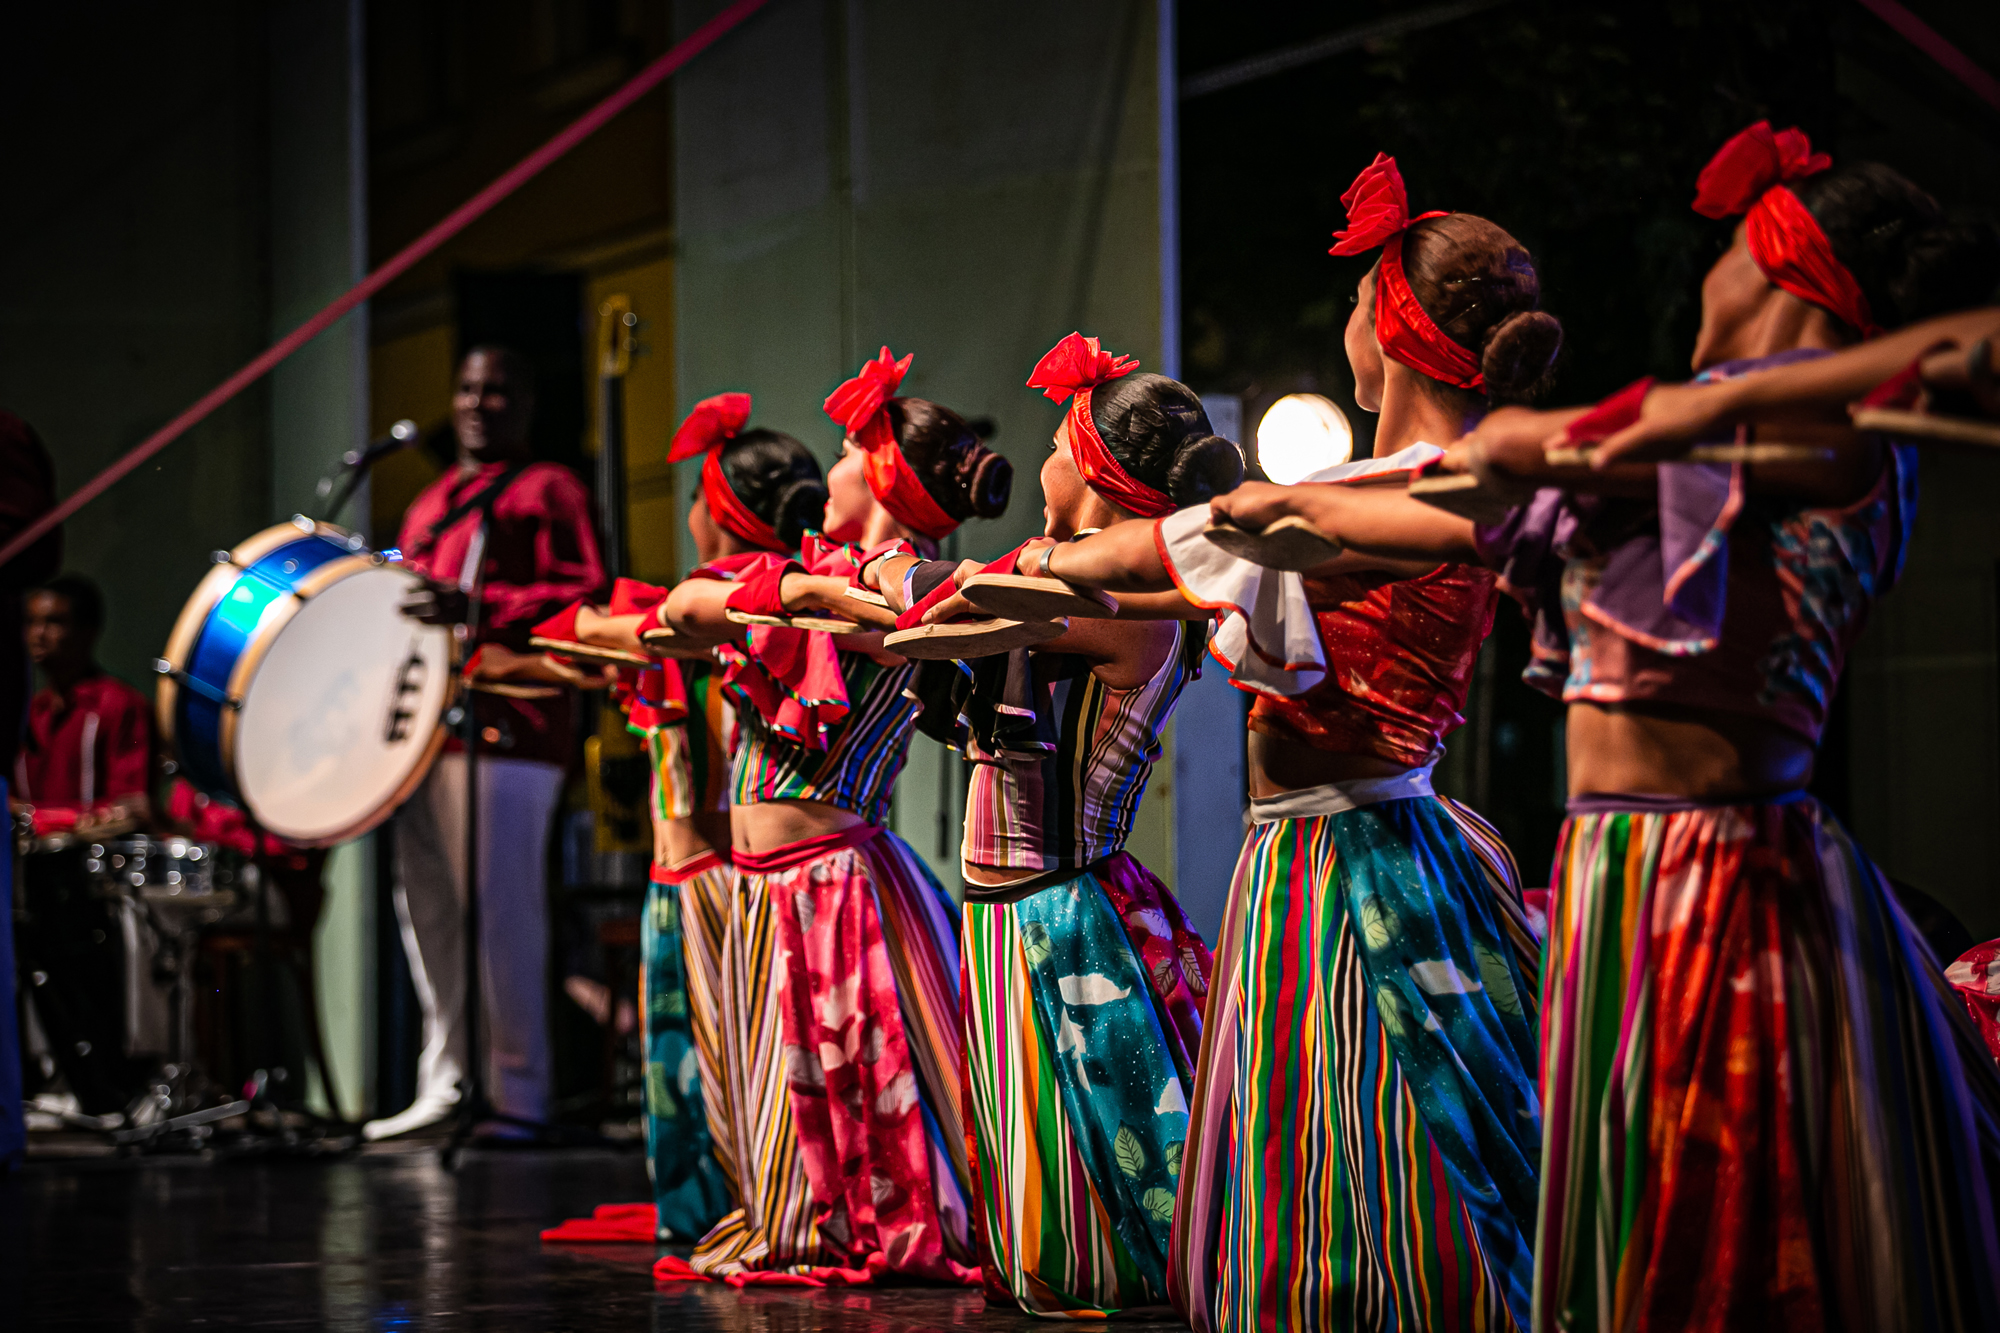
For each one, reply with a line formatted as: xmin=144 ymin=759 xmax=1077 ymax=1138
xmin=157 ymin=517 xmax=456 ymax=846
xmin=85 ymin=836 xmax=232 ymax=908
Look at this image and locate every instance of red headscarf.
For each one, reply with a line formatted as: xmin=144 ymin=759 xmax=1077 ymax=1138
xmin=1026 ymin=332 xmax=1170 ymax=517
xmin=1692 ymin=121 xmax=1880 ymax=338
xmin=1329 ymin=153 xmax=1486 ymax=391
xmin=667 ymin=392 xmax=790 ymax=553
xmin=822 ymin=347 xmax=960 ymax=540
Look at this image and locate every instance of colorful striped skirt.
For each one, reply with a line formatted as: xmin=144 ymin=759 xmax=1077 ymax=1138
xmin=643 ymin=851 xmax=736 ymax=1240
xmin=689 ymin=824 xmax=976 ymax=1284
xmin=1537 ymin=793 xmax=2000 ymax=1333
xmin=1172 ymin=788 xmax=1542 ymax=1332
xmin=960 ymin=851 xmax=1212 ymax=1317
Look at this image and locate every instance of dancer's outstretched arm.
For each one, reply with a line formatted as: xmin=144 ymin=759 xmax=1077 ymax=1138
xmin=1208 ymin=482 xmax=1481 ymax=566
xmin=1588 ymin=306 xmax=2000 ymax=464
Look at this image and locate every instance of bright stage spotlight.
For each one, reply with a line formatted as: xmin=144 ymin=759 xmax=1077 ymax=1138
xmin=1255 ymin=393 xmax=1353 ymax=484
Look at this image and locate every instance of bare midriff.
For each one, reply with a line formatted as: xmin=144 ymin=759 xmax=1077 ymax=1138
xmin=731 ymin=796 xmax=868 ymax=856
xmin=659 ymin=813 xmax=730 ymax=869
xmin=1247 ymin=730 xmax=1417 ymax=800
xmin=1565 ymin=700 xmax=1815 ymax=803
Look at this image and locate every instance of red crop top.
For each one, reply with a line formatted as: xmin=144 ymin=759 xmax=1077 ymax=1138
xmin=1248 ymin=563 xmax=1497 ymax=767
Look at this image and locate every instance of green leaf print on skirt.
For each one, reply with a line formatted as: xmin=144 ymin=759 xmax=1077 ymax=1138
xmin=1011 ymin=869 xmax=1194 ymax=1300
xmin=1328 ymin=798 xmax=1543 ymax=1326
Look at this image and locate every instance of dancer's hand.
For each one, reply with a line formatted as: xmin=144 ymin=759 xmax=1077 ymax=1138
xmin=474 ymin=642 xmax=612 ymax=689
xmin=1917 ymin=337 xmax=2000 ymax=418
xmin=573 ymin=605 xmax=645 ymax=653
xmin=1590 ymin=382 xmax=1748 ymax=465
xmin=400 ymin=578 xmax=470 ymax=625
xmin=917 ymin=559 xmax=994 ymax=625
xmin=1208 ymin=481 xmax=1303 ymax=533
xmin=779 ymin=572 xmax=898 ymax=628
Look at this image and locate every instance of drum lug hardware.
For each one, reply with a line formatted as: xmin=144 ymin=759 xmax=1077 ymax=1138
xmin=290 ymin=514 xmax=316 ymax=532
xmin=210 ymin=550 xmax=233 ymax=565
xmin=153 ymin=659 xmax=240 ymax=709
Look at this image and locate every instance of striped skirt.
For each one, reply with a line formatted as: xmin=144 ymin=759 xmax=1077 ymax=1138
xmin=690 ymin=825 xmax=977 ymax=1284
xmin=1172 ymin=793 xmax=1542 ymax=1332
xmin=643 ymin=852 xmax=736 ymax=1240
xmin=961 ymin=851 xmax=1212 ymax=1317
xmin=1537 ymin=794 xmax=2000 ymax=1333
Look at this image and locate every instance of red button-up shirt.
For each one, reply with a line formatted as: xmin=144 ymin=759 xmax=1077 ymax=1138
xmin=1 ymin=409 xmax=62 ymax=781
xmin=396 ymin=460 xmax=605 ymax=766
xmin=14 ymin=670 xmax=153 ymax=818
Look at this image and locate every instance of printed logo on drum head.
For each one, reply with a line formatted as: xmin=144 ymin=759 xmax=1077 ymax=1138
xmin=384 ymin=642 xmax=429 ymax=744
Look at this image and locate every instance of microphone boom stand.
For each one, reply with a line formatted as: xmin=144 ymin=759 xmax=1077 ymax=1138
xmin=439 ymin=516 xmax=572 ymax=1168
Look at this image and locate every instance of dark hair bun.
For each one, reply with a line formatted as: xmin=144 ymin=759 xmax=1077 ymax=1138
xmin=1401 ymin=214 xmax=1558 ymax=403
xmin=772 ymin=476 xmax=829 ymax=547
xmin=887 ymin=397 xmax=1012 ymax=525
xmin=1167 ymin=434 xmax=1245 ymax=506
xmin=717 ymin=427 xmax=826 ymax=548
xmin=967 ymin=451 xmax=1012 ymax=518
xmin=1086 ymin=371 xmax=1245 ymax=509
xmin=1481 ymin=309 xmax=1563 ymax=404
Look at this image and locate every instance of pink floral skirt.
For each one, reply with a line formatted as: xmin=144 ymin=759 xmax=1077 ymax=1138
xmin=687 ymin=825 xmax=977 ymax=1285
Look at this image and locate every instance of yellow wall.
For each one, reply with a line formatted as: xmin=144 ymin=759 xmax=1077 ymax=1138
xmin=584 ymin=254 xmax=679 ymax=584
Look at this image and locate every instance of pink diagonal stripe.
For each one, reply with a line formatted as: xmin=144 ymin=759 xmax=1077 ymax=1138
xmin=0 ymin=0 xmax=769 ymax=571
xmin=1856 ymin=0 xmax=2000 ymax=111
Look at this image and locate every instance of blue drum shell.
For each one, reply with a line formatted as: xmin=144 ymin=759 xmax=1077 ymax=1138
xmin=163 ymin=524 xmax=359 ymax=805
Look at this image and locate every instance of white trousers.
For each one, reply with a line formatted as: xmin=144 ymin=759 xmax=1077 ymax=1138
xmin=392 ymin=753 xmax=562 ymax=1123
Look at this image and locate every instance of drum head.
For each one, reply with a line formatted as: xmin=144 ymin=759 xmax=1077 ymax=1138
xmin=233 ymin=565 xmax=451 ymax=844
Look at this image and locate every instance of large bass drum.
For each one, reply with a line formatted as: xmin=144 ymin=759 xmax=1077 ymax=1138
xmin=157 ymin=517 xmax=455 ymax=846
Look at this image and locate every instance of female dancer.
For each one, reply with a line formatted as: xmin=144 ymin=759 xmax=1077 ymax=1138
xmin=981 ymin=163 xmax=1556 ymax=1330
xmin=548 ymin=422 xmax=819 ymax=1245
xmin=876 ymin=333 xmax=1238 ymax=1318
xmin=613 ymin=592 xmax=737 ymax=1242
xmin=1209 ymin=125 xmax=2000 ymax=1332
xmin=655 ymin=361 xmax=1009 ymax=1283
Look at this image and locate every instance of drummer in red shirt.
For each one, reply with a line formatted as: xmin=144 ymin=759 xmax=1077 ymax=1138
xmin=364 ymin=346 xmax=605 ymax=1141
xmin=11 ymin=575 xmax=152 ymax=838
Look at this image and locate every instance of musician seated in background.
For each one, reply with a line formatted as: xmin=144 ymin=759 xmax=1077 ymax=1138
xmin=365 ymin=345 xmax=606 ymax=1142
xmin=10 ymin=575 xmax=152 ymax=839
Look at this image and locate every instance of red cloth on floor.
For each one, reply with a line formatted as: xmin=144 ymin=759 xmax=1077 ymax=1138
xmin=539 ymin=1202 xmax=657 ymax=1242
xmin=648 ymin=1252 xmax=882 ymax=1287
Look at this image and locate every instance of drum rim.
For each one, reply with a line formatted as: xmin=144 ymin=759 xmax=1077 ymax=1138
xmin=157 ymin=519 xmax=361 ymax=759
xmin=159 ymin=519 xmax=457 ymax=849
xmin=155 ymin=560 xmax=243 ymax=759
xmin=224 ymin=555 xmax=457 ymax=847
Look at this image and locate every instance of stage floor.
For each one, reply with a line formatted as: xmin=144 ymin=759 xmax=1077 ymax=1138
xmin=2 ymin=1138 xmax=1188 ymax=1330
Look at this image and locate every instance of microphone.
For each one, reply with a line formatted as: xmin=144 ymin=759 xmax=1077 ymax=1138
xmin=316 ymin=419 xmax=420 ymax=518
xmin=342 ymin=419 xmax=421 ymax=470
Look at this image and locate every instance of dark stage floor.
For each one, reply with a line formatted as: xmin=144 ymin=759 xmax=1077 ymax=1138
xmin=0 ymin=1139 xmax=1187 ymax=1330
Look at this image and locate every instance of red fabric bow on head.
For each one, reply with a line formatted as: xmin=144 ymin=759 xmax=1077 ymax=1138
xmin=1028 ymin=332 xmax=1141 ymax=404
xmin=1326 ymin=153 xmax=1484 ymax=391
xmin=667 ymin=392 xmax=789 ymax=553
xmin=823 ymin=347 xmax=959 ymax=541
xmin=1691 ymin=122 xmax=1879 ymax=339
xmin=1026 ymin=332 xmax=1169 ymax=517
